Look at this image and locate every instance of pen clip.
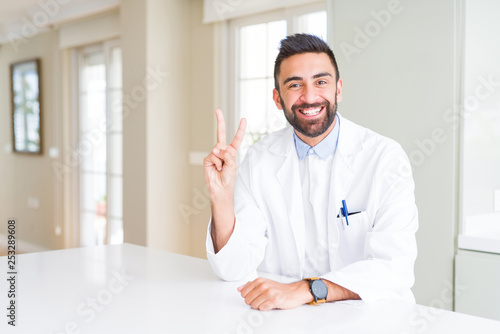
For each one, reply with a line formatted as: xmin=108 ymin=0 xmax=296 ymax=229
xmin=342 ymin=200 xmax=349 ymax=226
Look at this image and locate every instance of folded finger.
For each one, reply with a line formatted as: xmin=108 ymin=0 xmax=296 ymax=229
xmin=237 ymin=281 xmax=250 ymax=292
xmin=257 ymin=300 xmax=274 ymax=312
xmin=239 ymin=281 xmax=257 ymax=298
xmin=204 ymin=153 xmax=223 ymax=171
xmin=250 ymin=294 xmax=272 ymax=311
xmin=243 ymin=287 xmax=261 ymax=306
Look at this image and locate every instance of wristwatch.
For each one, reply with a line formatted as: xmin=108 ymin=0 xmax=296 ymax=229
xmin=304 ymin=277 xmax=328 ymax=305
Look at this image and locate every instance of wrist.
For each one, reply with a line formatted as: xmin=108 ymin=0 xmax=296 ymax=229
xmin=211 ymin=201 xmax=235 ymax=227
xmin=209 ymin=187 xmax=235 ymax=203
xmin=210 ymin=206 xmax=235 ymax=254
xmin=295 ymin=280 xmax=314 ymax=305
xmin=303 ymin=278 xmax=329 ymax=305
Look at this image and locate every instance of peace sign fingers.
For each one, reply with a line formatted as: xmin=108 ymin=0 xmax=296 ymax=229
xmin=229 ymin=117 xmax=247 ymax=153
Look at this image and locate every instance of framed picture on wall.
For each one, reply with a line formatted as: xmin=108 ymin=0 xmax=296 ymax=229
xmin=10 ymin=58 xmax=42 ymax=154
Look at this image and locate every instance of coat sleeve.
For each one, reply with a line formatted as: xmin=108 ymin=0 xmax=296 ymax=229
xmin=206 ymin=149 xmax=269 ymax=281
xmin=321 ymin=145 xmax=418 ymax=303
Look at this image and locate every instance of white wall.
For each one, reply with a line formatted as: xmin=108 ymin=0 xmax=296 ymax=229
xmin=121 ymin=0 xmax=148 ymax=247
xmin=331 ymin=0 xmax=460 ymax=309
xmin=145 ymin=0 xmax=192 ymax=253
xmin=121 ymin=0 xmax=192 ymax=254
xmin=0 ymin=31 xmax=63 ymax=252
xmin=188 ymin=0 xmax=216 ymax=258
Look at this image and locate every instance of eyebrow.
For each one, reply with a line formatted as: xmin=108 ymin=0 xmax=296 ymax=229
xmin=282 ymin=72 xmax=333 ymax=86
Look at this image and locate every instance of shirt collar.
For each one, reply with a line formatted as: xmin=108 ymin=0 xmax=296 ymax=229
xmin=293 ymin=116 xmax=340 ymax=160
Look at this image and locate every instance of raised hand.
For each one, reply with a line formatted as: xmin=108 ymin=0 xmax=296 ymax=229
xmin=204 ymin=109 xmax=246 ymax=253
xmin=204 ymin=109 xmax=246 ymax=198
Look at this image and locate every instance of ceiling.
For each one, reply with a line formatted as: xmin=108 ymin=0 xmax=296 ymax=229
xmin=0 ymin=0 xmax=120 ymax=44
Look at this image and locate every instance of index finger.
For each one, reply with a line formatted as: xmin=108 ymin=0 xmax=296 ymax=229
xmin=215 ymin=109 xmax=226 ymax=146
xmin=230 ymin=118 xmax=247 ymax=151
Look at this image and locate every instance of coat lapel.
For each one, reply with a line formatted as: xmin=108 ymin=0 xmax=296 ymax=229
xmin=327 ymin=114 xmax=362 ymax=267
xmin=270 ymin=128 xmax=306 ymax=274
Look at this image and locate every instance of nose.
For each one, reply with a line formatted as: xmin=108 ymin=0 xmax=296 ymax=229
xmin=300 ymin=84 xmax=318 ymax=104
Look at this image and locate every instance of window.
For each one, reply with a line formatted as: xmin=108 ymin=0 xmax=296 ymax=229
xmin=229 ymin=4 xmax=328 ymax=159
xmin=75 ymin=40 xmax=123 ymax=247
xmin=459 ymin=0 xmax=500 ymax=248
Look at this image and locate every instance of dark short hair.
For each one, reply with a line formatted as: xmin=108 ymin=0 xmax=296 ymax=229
xmin=273 ymin=34 xmax=340 ymax=91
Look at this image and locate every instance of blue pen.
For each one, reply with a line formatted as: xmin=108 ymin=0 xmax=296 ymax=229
xmin=342 ymin=200 xmax=349 ymax=226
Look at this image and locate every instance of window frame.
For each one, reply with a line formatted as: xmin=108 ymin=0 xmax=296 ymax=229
xmin=226 ymin=2 xmax=328 ymax=139
xmin=71 ymin=38 xmax=123 ymax=247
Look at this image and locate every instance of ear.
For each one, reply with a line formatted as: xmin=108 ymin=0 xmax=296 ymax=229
xmin=336 ymin=78 xmax=343 ymax=103
xmin=273 ymin=88 xmax=283 ymax=110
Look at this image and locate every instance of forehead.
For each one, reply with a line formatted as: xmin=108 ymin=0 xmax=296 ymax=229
xmin=279 ymin=52 xmax=335 ymax=82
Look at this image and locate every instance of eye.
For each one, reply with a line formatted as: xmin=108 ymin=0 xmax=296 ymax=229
xmin=288 ymin=83 xmax=301 ymax=89
xmin=317 ymin=80 xmax=327 ymax=85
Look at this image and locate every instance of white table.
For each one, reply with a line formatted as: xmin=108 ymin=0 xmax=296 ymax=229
xmin=1 ymin=243 xmax=500 ymax=333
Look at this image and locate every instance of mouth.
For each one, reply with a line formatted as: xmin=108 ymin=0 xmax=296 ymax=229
xmin=298 ymin=105 xmax=325 ymax=117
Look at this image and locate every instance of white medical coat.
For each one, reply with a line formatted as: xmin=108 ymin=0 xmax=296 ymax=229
xmin=206 ymin=114 xmax=418 ymax=303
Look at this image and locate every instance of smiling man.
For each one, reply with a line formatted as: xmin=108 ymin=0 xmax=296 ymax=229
xmin=204 ymin=34 xmax=418 ymax=311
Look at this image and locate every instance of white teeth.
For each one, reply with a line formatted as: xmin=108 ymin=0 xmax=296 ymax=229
xmin=301 ymin=107 xmax=322 ymax=116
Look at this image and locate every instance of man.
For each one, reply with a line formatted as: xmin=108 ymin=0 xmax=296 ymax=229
xmin=203 ymin=34 xmax=418 ymax=311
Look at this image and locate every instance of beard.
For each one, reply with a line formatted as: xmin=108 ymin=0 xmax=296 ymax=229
xmin=280 ymin=94 xmax=337 ymax=138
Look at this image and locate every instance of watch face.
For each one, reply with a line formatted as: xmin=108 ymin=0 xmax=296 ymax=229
xmin=311 ymin=279 xmax=328 ymax=299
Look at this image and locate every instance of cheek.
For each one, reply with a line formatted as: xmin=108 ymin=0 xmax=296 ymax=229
xmin=324 ymin=93 xmax=338 ymax=105
xmin=282 ymin=93 xmax=300 ymax=107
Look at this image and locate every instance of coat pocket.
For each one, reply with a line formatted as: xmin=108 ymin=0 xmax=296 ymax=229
xmin=336 ymin=211 xmax=371 ymax=263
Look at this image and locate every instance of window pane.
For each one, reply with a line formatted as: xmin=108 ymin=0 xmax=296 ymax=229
xmin=82 ymin=52 xmax=106 ymax=92
xmin=240 ymin=23 xmax=268 ymax=79
xmin=108 ymin=218 xmax=123 ymax=245
xmin=78 ymin=44 xmax=122 ymax=248
xmin=80 ymin=212 xmax=97 ymax=247
xmin=80 ymin=130 xmax=107 ymax=173
xmin=266 ymin=78 xmax=287 ymax=132
xmin=13 ymin=112 xmax=26 ymax=151
xmin=109 ymin=176 xmax=123 ymax=219
xmin=238 ymin=19 xmax=288 ymax=160
xmin=80 ymin=92 xmax=106 ymax=133
xmin=240 ymin=79 xmax=268 ymax=133
xmin=80 ymin=173 xmax=107 ymax=212
xmin=109 ymin=47 xmax=122 ymax=89
xmin=267 ymin=20 xmax=287 ymax=76
xmin=110 ymin=89 xmax=123 ymax=132
xmin=296 ymin=11 xmax=327 ymax=41
xmin=80 ymin=211 xmax=106 ymax=247
xmin=109 ymin=133 xmax=123 ymax=175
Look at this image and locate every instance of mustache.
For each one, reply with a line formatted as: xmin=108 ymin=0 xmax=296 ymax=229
xmin=291 ymin=101 xmax=329 ymax=112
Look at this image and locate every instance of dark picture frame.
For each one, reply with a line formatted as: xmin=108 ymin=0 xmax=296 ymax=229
xmin=10 ymin=58 xmax=42 ymax=154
